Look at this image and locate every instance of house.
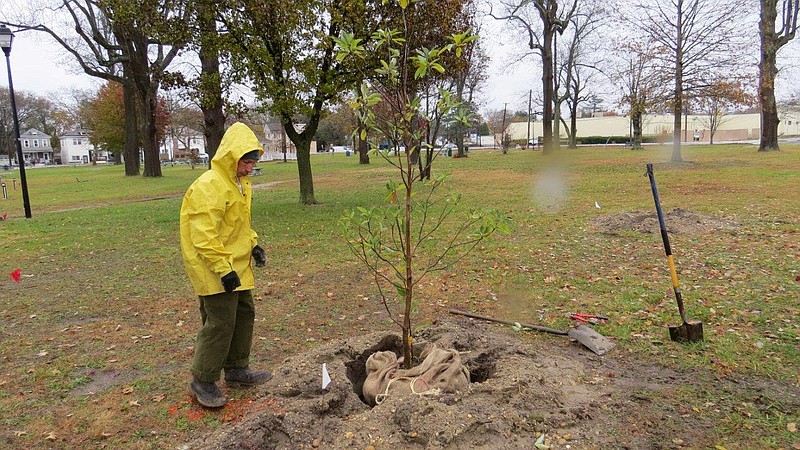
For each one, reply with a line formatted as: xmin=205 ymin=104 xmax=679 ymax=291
xmin=161 ymin=127 xmax=207 ymax=161
xmin=260 ymin=122 xmax=316 ymax=160
xmin=19 ymin=128 xmax=54 ymax=165
xmin=59 ymin=129 xmax=110 ymax=164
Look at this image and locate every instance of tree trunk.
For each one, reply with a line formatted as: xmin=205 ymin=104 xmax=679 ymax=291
xmin=672 ymin=2 xmax=684 ymax=162
xmin=122 ymin=76 xmax=140 ymax=176
xmin=542 ymin=28 xmax=555 ymax=155
xmin=357 ymin=124 xmax=370 ymax=164
xmin=141 ymin=86 xmax=162 ymax=177
xmin=455 ymin=76 xmax=466 ymax=158
xmin=296 ymin=139 xmax=316 ymax=204
xmin=759 ymin=0 xmax=782 ymax=151
xmin=283 ymin=118 xmax=317 ymax=204
xmin=402 ymin=167 xmax=413 ymax=369
xmin=632 ymin=110 xmax=643 ymax=149
xmin=198 ymin=0 xmax=226 ymax=164
xmin=568 ymin=96 xmax=578 ymax=148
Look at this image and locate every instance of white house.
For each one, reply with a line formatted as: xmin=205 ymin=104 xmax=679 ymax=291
xmin=19 ymin=128 xmax=54 ymax=165
xmin=60 ymin=129 xmax=98 ymax=164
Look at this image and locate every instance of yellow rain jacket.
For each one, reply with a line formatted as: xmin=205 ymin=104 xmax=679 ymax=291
xmin=180 ymin=122 xmax=264 ymax=296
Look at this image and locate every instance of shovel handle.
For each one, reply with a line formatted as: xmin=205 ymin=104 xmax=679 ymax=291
xmin=449 ymin=309 xmax=568 ymax=335
xmin=646 ymin=164 xmax=688 ymax=323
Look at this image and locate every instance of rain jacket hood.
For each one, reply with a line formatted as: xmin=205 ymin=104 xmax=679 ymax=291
xmin=179 ymin=123 xmax=264 ymax=296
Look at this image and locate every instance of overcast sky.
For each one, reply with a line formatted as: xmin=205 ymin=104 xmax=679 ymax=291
xmin=1 ymin=3 xmax=798 ymax=117
xmin=0 ymin=7 xmax=537 ymax=115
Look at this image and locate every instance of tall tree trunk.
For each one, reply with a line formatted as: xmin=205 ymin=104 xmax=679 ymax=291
xmin=672 ymin=0 xmax=684 ymax=162
xmin=455 ymin=77 xmax=466 ymax=158
xmin=122 ymin=74 xmax=140 ymax=176
xmin=198 ymin=0 xmax=226 ymax=163
xmin=542 ymin=28 xmax=555 ymax=155
xmin=759 ymin=0 xmax=781 ymax=151
xmin=141 ymin=86 xmax=162 ymax=177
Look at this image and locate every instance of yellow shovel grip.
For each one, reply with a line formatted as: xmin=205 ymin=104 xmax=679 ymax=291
xmin=667 ymin=255 xmax=680 ymax=288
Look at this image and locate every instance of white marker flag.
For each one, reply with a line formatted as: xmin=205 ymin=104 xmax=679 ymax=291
xmin=322 ymin=363 xmax=331 ymax=390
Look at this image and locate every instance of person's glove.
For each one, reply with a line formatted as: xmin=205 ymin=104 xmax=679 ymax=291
xmin=221 ymin=271 xmax=241 ymax=293
xmin=252 ymin=245 xmax=267 ymax=268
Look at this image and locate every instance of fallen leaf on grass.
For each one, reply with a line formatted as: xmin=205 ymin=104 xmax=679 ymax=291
xmin=36 ymin=351 xmax=48 ymax=357
xmin=14 ymin=431 xmax=26 ymax=437
xmin=44 ymin=431 xmax=56 ymax=440
xmin=122 ymin=386 xmax=134 ymax=394
xmin=129 ymin=400 xmax=140 ymax=407
xmin=151 ymin=394 xmax=166 ymax=403
xmin=101 ymin=432 xmax=113 ymax=437
xmin=788 ymin=422 xmax=797 ymax=433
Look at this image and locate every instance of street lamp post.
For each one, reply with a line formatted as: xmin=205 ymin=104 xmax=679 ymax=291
xmin=0 ymin=24 xmax=31 ymax=218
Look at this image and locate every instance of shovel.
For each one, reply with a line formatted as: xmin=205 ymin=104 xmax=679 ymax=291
xmin=646 ymin=164 xmax=704 ymax=343
xmin=449 ymin=309 xmax=615 ymax=355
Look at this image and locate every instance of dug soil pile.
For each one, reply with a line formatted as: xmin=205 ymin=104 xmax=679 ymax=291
xmin=187 ymin=317 xmax=798 ymax=449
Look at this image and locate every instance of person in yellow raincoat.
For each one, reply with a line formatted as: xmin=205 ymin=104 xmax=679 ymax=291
xmin=180 ymin=122 xmax=272 ymax=408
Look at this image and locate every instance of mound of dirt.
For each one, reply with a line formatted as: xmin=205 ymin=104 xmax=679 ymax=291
xmin=591 ymin=208 xmax=738 ymax=234
xmin=183 ymin=317 xmax=800 ymax=449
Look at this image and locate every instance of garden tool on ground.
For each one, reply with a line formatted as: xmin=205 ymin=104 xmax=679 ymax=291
xmin=646 ymin=163 xmax=704 ymax=343
xmin=568 ymin=313 xmax=609 ymax=325
xmin=449 ymin=309 xmax=615 ymax=355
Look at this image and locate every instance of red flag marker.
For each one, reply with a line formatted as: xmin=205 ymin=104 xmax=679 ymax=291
xmin=10 ymin=269 xmax=21 ymax=283
xmin=1 ymin=213 xmax=6 ymax=220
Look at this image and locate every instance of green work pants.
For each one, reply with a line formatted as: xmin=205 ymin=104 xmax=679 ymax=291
xmin=191 ymin=290 xmax=255 ymax=383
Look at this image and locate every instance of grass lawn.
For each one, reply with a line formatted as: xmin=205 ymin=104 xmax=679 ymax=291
xmin=0 ymin=144 xmax=798 ymax=448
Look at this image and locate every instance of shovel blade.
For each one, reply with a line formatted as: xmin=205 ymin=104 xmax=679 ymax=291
xmin=568 ymin=325 xmax=615 ymax=355
xmin=669 ymin=321 xmax=704 ymax=343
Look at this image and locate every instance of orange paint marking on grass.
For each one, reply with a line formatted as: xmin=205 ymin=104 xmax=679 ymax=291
xmin=186 ymin=406 xmax=207 ymax=421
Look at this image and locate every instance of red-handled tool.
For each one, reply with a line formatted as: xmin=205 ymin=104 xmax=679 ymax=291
xmin=568 ymin=313 xmax=609 ymax=325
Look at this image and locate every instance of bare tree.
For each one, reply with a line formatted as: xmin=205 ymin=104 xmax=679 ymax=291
xmin=630 ymin=0 xmax=751 ymax=161
xmin=491 ymin=0 xmax=578 ymax=154
xmin=555 ymin=4 xmax=605 ymax=148
xmin=694 ymin=80 xmax=756 ymax=144
xmin=759 ymin=0 xmax=799 ymax=151
xmin=609 ymin=40 xmax=669 ymax=149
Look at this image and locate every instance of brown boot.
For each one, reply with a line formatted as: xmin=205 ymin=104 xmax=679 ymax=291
xmin=189 ymin=378 xmax=227 ymax=408
xmin=224 ymin=366 xmax=273 ymax=387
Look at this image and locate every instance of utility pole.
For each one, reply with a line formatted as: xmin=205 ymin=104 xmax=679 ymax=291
xmin=527 ymin=90 xmax=532 ymax=149
xmin=501 ymin=102 xmax=508 ymax=154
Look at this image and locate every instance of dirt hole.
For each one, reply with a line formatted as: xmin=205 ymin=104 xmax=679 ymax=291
xmin=465 ymin=349 xmax=498 ymax=383
xmin=344 ymin=331 xmax=499 ymax=406
xmin=344 ymin=334 xmax=403 ymax=405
